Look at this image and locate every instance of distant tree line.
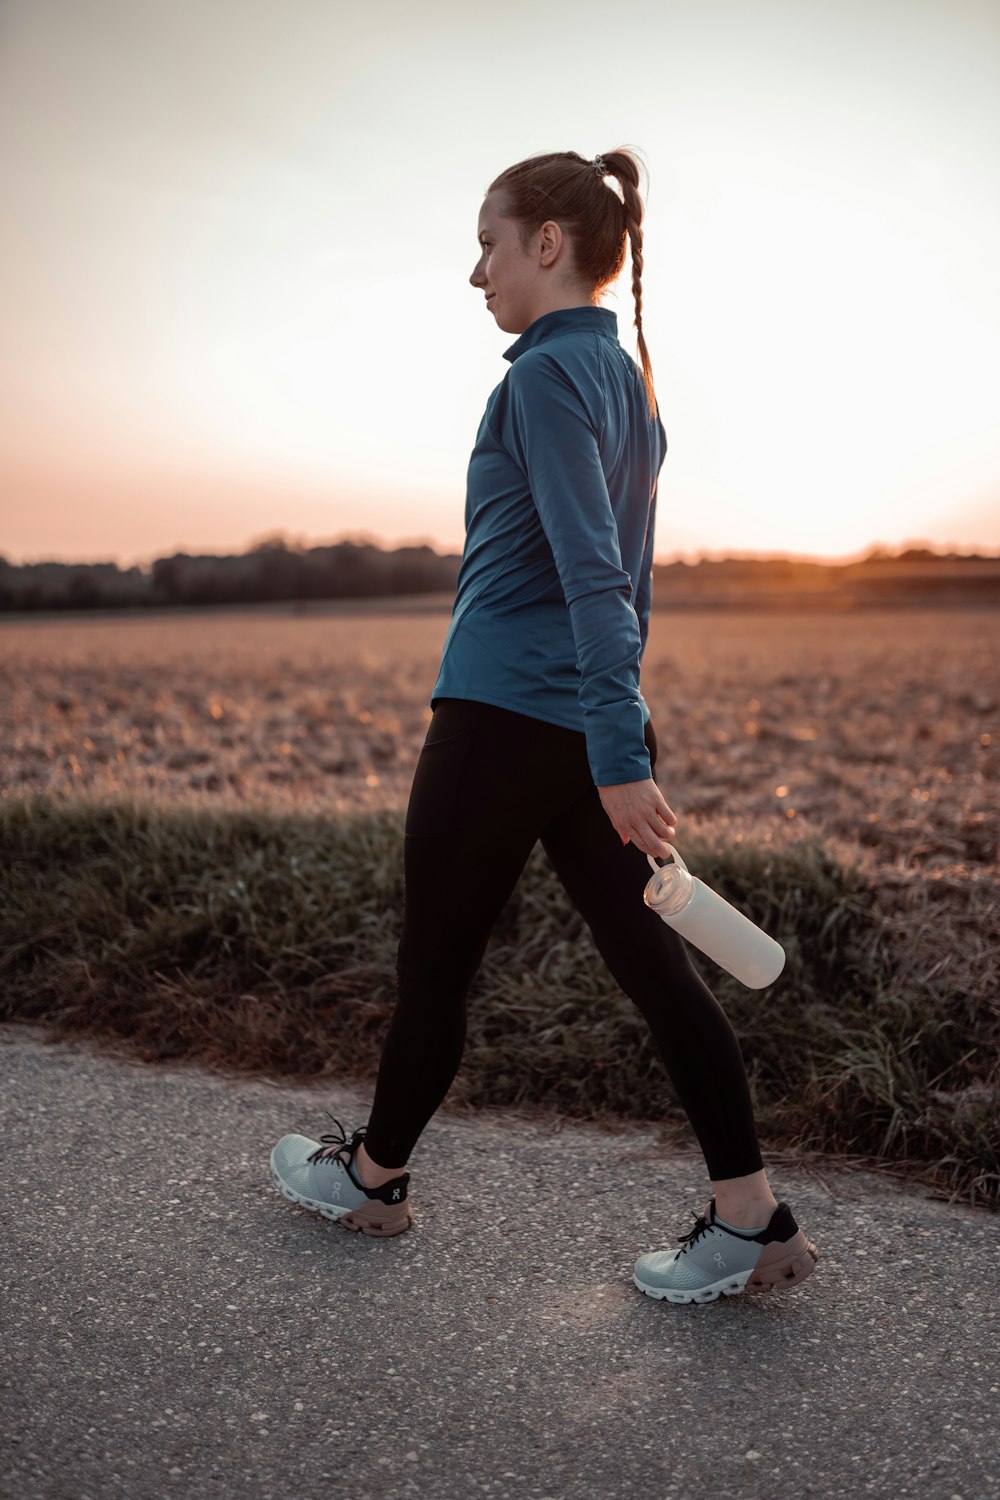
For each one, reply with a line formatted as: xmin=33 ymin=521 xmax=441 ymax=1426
xmin=0 ymin=537 xmax=462 ymax=612
xmin=0 ymin=537 xmax=996 ymax=613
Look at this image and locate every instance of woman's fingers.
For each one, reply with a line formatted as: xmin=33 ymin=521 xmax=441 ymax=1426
xmin=598 ymin=778 xmax=679 ymax=857
xmin=641 ymin=790 xmax=677 ymax=850
xmin=633 ymin=817 xmax=674 ymax=858
xmin=656 ymin=807 xmax=677 ymax=839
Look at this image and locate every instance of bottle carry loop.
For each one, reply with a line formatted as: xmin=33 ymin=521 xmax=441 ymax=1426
xmin=646 ymin=843 xmax=687 ymax=874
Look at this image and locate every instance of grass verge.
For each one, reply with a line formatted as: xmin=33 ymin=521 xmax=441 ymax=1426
xmin=2 ymin=794 xmax=997 ymax=1207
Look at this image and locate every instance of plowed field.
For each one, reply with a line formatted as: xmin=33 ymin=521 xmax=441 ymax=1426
xmin=2 ymin=604 xmax=996 ymax=871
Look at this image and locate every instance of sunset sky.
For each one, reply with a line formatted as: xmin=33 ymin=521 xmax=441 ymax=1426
xmin=1 ymin=0 xmax=998 ymax=567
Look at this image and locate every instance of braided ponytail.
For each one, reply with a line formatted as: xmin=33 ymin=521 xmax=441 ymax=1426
xmin=489 ymin=146 xmax=657 ymax=418
xmin=599 ymin=150 xmax=656 ymax=418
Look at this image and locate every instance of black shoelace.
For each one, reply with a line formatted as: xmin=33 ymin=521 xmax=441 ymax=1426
xmin=676 ymin=1210 xmax=713 ymax=1256
xmin=306 ymin=1112 xmax=364 ymax=1165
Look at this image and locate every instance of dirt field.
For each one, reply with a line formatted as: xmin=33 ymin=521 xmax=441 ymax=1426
xmin=2 ymin=603 xmax=996 ymax=871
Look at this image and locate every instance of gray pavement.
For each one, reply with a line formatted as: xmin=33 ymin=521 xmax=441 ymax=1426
xmin=1 ymin=1023 xmax=997 ymax=1500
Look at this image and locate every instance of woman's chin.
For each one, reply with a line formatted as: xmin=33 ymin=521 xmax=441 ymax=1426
xmin=494 ymin=311 xmax=528 ymax=336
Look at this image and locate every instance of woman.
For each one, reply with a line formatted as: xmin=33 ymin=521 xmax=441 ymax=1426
xmin=271 ymin=149 xmax=818 ymax=1305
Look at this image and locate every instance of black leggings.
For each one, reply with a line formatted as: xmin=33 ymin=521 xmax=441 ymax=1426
xmin=364 ymin=698 xmax=764 ymax=1182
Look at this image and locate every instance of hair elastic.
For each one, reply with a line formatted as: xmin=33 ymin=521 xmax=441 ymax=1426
xmin=592 ymin=155 xmax=608 ymax=178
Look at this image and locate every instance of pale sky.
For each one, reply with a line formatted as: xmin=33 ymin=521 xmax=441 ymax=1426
xmin=1 ymin=0 xmax=998 ymax=567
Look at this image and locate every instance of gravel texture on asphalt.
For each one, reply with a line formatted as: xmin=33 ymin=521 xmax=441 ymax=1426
xmin=2 ymin=1024 xmax=997 ymax=1500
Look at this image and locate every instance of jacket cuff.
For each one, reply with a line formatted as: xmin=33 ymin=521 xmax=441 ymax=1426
xmin=585 ymin=702 xmax=652 ymax=785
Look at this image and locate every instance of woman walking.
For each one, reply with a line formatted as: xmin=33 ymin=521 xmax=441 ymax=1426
xmin=271 ymin=148 xmax=818 ymax=1305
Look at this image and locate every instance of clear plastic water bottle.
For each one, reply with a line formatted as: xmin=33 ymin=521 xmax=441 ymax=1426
xmin=643 ymin=844 xmax=786 ymax=989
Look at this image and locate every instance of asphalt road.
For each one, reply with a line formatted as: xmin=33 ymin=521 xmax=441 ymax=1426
xmin=2 ymin=1024 xmax=997 ymax=1500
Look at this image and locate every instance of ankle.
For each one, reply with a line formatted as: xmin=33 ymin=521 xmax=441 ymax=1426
xmin=714 ymin=1200 xmax=778 ymax=1230
xmin=712 ymin=1169 xmax=779 ymax=1229
xmin=354 ymin=1141 xmax=405 ymax=1191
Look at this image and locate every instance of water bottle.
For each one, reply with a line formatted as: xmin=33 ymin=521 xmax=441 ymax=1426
xmin=643 ymin=844 xmax=785 ymax=989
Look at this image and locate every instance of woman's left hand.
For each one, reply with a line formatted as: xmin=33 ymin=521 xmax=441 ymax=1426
xmin=598 ymin=778 xmax=678 ymax=858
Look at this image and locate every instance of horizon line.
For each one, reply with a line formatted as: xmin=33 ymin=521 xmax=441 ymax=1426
xmin=5 ymin=534 xmax=1000 ymax=571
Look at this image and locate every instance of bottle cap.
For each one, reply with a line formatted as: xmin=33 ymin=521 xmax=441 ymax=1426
xmin=643 ymin=844 xmax=694 ymax=918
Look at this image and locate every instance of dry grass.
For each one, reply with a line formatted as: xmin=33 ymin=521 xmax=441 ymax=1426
xmin=2 ymin=603 xmax=996 ymax=873
xmin=4 ymin=795 xmax=996 ymax=1205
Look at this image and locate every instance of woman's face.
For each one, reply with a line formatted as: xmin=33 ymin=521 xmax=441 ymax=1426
xmin=469 ymin=192 xmax=544 ymax=335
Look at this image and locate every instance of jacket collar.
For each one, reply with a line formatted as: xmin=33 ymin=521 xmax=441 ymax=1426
xmin=503 ymin=306 xmax=618 ymax=363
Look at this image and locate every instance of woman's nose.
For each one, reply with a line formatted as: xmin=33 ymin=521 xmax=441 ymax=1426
xmin=470 ymin=257 xmax=486 ymax=288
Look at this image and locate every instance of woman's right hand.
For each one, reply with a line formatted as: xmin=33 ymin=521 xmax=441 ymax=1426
xmin=598 ymin=778 xmax=678 ymax=858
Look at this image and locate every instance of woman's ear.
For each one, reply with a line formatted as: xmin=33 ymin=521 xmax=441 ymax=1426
xmin=536 ymin=218 xmax=565 ymax=268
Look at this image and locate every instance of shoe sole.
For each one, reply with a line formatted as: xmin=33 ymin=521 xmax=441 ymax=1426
xmin=269 ymin=1163 xmax=414 ymax=1238
xmin=635 ymin=1232 xmax=819 ymax=1304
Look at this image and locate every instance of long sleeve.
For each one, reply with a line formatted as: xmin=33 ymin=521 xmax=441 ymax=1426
xmin=632 ymin=483 xmax=658 ymax=661
xmin=497 ymin=351 xmax=651 ymax=785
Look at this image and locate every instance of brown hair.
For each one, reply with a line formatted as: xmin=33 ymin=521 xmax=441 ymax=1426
xmin=487 ymin=148 xmax=656 ymax=416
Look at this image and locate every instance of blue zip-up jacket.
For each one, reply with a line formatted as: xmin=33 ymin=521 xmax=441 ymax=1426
xmin=432 ymin=305 xmax=668 ymax=785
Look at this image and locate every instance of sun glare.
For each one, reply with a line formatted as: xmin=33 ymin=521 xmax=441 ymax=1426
xmin=1 ymin=1 xmax=998 ymax=564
